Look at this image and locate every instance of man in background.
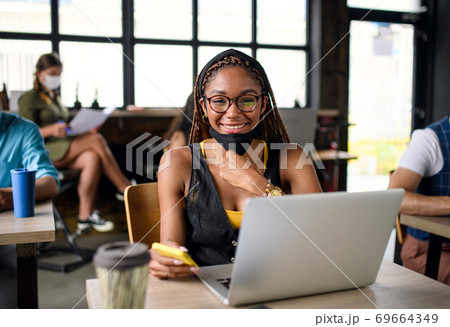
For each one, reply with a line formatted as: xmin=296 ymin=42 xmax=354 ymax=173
xmin=0 ymin=111 xmax=59 ymax=308
xmin=389 ymin=115 xmax=450 ymax=285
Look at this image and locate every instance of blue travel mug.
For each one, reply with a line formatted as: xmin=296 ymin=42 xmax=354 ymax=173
xmin=10 ymin=168 xmax=36 ymax=218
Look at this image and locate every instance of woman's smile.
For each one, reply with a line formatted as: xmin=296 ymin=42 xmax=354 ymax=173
xmin=220 ymin=122 xmax=248 ymax=133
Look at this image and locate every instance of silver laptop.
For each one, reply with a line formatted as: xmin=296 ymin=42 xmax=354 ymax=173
xmin=196 ymin=189 xmax=404 ymax=306
xmin=278 ymin=108 xmax=318 ymax=146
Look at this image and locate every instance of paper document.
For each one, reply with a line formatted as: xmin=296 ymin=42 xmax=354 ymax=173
xmin=68 ymin=107 xmax=115 ymax=136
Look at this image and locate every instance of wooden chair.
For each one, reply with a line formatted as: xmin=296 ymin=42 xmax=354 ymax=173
xmin=0 ymin=84 xmax=25 ymax=112
xmin=389 ymin=170 xmax=407 ymax=265
xmin=124 ymin=182 xmax=160 ymax=248
xmin=0 ymin=83 xmax=9 ymax=110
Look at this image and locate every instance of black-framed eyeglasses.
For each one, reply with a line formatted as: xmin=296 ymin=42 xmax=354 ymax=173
xmin=204 ymin=94 xmax=264 ymax=113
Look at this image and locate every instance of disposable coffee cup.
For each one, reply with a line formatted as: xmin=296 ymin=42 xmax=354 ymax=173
xmin=93 ymin=242 xmax=150 ymax=309
xmin=10 ymin=168 xmax=36 ymax=218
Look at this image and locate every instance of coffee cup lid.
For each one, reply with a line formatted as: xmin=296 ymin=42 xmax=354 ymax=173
xmin=93 ymin=242 xmax=150 ymax=270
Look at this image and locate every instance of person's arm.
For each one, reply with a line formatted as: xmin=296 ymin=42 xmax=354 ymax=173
xmin=39 ymin=122 xmax=69 ymax=138
xmin=35 ymin=175 xmax=58 ymax=202
xmin=388 ymin=167 xmax=450 ymax=216
xmin=0 ymin=188 xmax=13 ymax=211
xmin=166 ymin=130 xmax=187 ymax=151
xmin=0 ymin=176 xmax=58 ymax=211
xmin=149 ymin=147 xmax=199 ymax=279
xmin=21 ymin=120 xmax=60 ymax=191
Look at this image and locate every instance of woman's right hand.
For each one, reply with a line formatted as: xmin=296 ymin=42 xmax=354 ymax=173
xmin=52 ymin=122 xmax=69 ymax=137
xmin=149 ymin=240 xmax=200 ymax=279
xmin=41 ymin=122 xmax=68 ymax=138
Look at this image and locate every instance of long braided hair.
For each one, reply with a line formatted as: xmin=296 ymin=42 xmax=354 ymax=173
xmin=189 ymin=49 xmax=290 ymax=144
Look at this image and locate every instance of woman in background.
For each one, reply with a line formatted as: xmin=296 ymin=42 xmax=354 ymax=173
xmin=19 ymin=53 xmax=132 ymax=232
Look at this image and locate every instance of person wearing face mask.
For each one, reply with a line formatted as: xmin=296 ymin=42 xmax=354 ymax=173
xmin=18 ymin=53 xmax=133 ymax=232
xmin=149 ymin=49 xmax=322 ymax=279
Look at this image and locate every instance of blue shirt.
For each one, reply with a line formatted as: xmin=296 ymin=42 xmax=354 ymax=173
xmin=0 ymin=112 xmax=59 ymax=188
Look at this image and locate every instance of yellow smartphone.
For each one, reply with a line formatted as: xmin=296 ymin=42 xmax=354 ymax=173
xmin=152 ymin=242 xmax=199 ymax=267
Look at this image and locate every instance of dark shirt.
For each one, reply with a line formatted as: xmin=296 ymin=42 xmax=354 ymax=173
xmin=185 ymin=142 xmax=281 ymax=266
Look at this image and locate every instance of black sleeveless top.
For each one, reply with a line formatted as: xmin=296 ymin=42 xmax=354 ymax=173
xmin=185 ymin=142 xmax=281 ymax=266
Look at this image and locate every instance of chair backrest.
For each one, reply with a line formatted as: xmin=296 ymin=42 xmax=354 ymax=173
xmin=0 ymin=83 xmax=9 ymax=110
xmin=278 ymin=108 xmax=318 ymax=146
xmin=124 ymin=182 xmax=160 ymax=248
xmin=8 ymin=90 xmax=25 ymax=112
xmin=0 ymin=87 xmax=26 ymax=112
xmin=388 ymin=170 xmax=406 ymax=245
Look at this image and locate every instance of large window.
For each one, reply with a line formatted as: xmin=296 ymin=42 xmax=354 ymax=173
xmin=0 ymin=0 xmax=51 ymax=33
xmin=347 ymin=21 xmax=414 ymax=192
xmin=347 ymin=0 xmax=423 ymax=12
xmin=0 ymin=0 xmax=310 ymax=109
xmin=198 ymin=0 xmax=252 ymax=43
xmin=0 ymin=39 xmax=52 ymax=92
xmin=134 ymin=44 xmax=192 ymax=107
xmin=59 ymin=41 xmax=124 ymax=107
xmin=346 ymin=1 xmax=423 ymax=193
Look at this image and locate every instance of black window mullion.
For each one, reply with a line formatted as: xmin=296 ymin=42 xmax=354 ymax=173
xmin=51 ymin=0 xmax=59 ymax=53
xmin=349 ymin=7 xmax=407 ymax=23
xmin=123 ymin=0 xmax=134 ymax=107
xmin=192 ymin=0 xmax=198 ymax=84
xmin=413 ymin=0 xmax=435 ymax=129
xmin=251 ymin=0 xmax=257 ymax=57
xmin=303 ymin=0 xmax=312 ymax=108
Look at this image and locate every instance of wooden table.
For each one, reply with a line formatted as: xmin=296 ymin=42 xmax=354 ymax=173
xmin=0 ymin=201 xmax=55 ymax=308
xmin=312 ymin=149 xmax=357 ymax=162
xmin=86 ymin=260 xmax=450 ymax=309
xmin=400 ymin=214 xmax=450 ymax=280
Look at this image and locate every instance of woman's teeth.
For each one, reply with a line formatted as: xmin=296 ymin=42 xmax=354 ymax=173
xmin=224 ymin=124 xmax=245 ymax=129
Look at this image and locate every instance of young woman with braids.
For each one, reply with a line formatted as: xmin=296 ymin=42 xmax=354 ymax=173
xmin=18 ymin=53 xmax=133 ymax=232
xmin=149 ymin=49 xmax=321 ymax=279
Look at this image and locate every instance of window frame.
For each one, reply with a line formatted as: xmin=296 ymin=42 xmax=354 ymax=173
xmin=0 ymin=0 xmax=312 ymax=109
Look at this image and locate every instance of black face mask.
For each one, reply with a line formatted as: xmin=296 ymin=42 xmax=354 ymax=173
xmin=209 ymin=125 xmax=260 ymax=156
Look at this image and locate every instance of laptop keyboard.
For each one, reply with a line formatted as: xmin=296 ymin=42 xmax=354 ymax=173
xmin=217 ymin=278 xmax=232 ymax=289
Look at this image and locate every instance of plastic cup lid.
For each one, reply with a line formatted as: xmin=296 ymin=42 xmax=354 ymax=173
xmin=93 ymin=241 xmax=150 ymax=270
xmin=10 ymin=168 xmax=37 ymax=174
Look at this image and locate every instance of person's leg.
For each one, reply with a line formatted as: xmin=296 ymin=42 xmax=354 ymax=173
xmin=54 ymin=133 xmax=130 ymax=193
xmin=0 ymin=245 xmax=17 ymax=308
xmin=437 ymin=243 xmax=450 ymax=285
xmin=401 ymin=234 xmax=450 ymax=285
xmin=66 ymin=150 xmax=101 ymax=220
xmin=55 ymin=148 xmax=114 ymax=232
xmin=400 ymin=234 xmax=427 ymax=275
